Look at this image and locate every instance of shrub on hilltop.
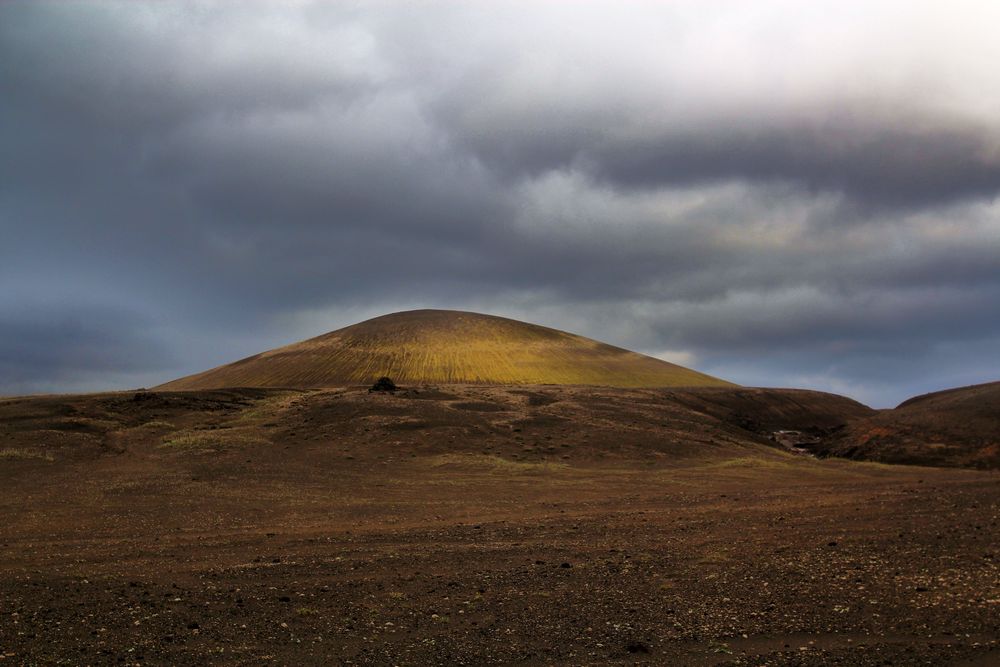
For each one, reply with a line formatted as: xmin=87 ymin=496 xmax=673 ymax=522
xmin=369 ymin=376 xmax=397 ymax=393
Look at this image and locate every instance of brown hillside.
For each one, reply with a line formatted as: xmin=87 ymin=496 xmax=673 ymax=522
xmin=156 ymin=309 xmax=732 ymax=390
xmin=814 ymin=381 xmax=1000 ymax=469
xmin=2 ymin=384 xmax=997 ymax=664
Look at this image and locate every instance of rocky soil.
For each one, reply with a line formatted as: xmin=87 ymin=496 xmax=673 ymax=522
xmin=1 ymin=385 xmax=997 ymax=665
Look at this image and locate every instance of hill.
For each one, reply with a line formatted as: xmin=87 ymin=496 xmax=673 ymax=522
xmin=0 ymin=384 xmax=871 ymax=469
xmin=812 ymin=381 xmax=1000 ymax=468
xmin=156 ymin=309 xmax=732 ymax=390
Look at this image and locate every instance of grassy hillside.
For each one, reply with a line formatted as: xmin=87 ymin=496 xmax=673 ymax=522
xmin=0 ymin=384 xmax=869 ymax=470
xmin=157 ymin=309 xmax=733 ymax=390
xmin=814 ymin=381 xmax=1000 ymax=468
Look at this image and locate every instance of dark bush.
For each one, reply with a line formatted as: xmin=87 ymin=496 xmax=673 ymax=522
xmin=369 ymin=376 xmax=397 ymax=393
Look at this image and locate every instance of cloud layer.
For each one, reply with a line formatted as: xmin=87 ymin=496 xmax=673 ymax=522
xmin=2 ymin=1 xmax=999 ymax=406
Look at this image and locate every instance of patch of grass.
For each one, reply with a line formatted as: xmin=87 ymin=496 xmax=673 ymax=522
xmin=705 ymin=456 xmax=797 ymax=469
xmin=296 ymin=607 xmax=319 ymax=616
xmin=160 ymin=430 xmax=270 ymax=451
xmin=229 ymin=392 xmax=301 ymax=425
xmin=708 ymin=640 xmax=733 ymax=655
xmin=427 ymin=453 xmax=569 ymax=473
xmin=136 ymin=420 xmax=176 ymax=430
xmin=695 ymin=548 xmax=732 ymax=566
xmin=50 ymin=417 xmax=119 ymax=432
xmin=19 ymin=429 xmax=99 ymax=444
xmin=0 ymin=448 xmax=54 ymax=462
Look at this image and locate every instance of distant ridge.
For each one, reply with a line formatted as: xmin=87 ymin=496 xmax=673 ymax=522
xmin=814 ymin=380 xmax=1000 ymax=469
xmin=156 ymin=309 xmax=733 ymax=390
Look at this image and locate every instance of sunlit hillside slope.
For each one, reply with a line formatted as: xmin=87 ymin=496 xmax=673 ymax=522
xmin=156 ymin=309 xmax=733 ymax=390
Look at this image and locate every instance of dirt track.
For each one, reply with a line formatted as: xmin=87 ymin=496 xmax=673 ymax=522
xmin=1 ymin=386 xmax=998 ymax=665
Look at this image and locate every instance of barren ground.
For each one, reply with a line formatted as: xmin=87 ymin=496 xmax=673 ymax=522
xmin=814 ymin=381 xmax=1000 ymax=469
xmin=1 ymin=386 xmax=998 ymax=665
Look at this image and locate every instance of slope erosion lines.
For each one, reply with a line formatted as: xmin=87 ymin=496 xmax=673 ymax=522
xmin=157 ymin=310 xmax=732 ymax=390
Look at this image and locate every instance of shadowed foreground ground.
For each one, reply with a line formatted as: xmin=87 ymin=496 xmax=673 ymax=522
xmin=1 ymin=386 xmax=997 ymax=665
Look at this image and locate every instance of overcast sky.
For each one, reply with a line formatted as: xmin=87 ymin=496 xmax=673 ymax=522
xmin=2 ymin=1 xmax=999 ymax=407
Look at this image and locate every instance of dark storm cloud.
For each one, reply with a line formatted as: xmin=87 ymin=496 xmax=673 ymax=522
xmin=436 ymin=97 xmax=1000 ymax=209
xmin=593 ymin=123 xmax=1000 ymax=208
xmin=2 ymin=1 xmax=999 ymax=405
xmin=0 ymin=304 xmax=173 ymax=395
